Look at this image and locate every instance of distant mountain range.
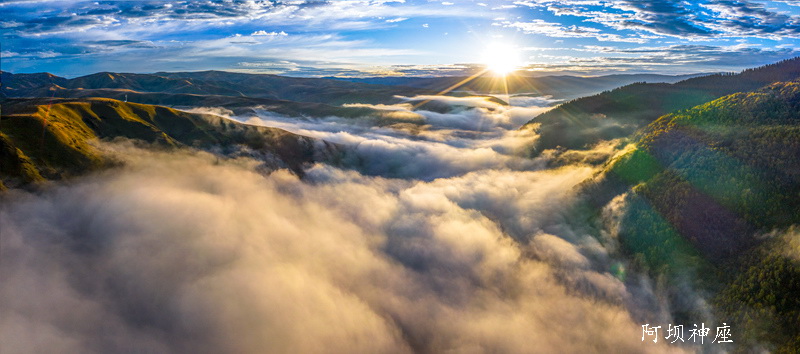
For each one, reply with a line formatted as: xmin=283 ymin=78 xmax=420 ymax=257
xmin=1 ymin=70 xmax=705 ymax=114
xmin=327 ymin=73 xmax=707 ymax=99
xmin=1 ymin=70 xmax=518 ymax=118
xmin=0 ymin=70 xmax=436 ymax=106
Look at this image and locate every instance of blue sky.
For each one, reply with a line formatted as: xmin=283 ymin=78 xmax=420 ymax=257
xmin=2 ymin=0 xmax=800 ymax=77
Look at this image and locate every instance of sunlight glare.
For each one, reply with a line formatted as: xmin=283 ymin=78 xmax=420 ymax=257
xmin=482 ymin=43 xmax=522 ymax=76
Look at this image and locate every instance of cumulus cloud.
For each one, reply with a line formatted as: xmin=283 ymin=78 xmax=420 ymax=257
xmin=0 ymin=144 xmax=685 ymax=353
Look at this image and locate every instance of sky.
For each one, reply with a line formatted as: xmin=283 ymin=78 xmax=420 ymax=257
xmin=2 ymin=0 xmax=800 ymax=77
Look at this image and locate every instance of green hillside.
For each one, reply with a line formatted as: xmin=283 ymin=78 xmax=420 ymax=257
xmin=0 ymin=98 xmax=332 ymax=189
xmin=526 ymin=57 xmax=800 ymax=153
xmin=592 ymin=80 xmax=800 ymax=352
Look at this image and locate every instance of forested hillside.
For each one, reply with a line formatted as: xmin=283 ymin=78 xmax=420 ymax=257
xmin=590 ymin=80 xmax=800 ymax=352
xmin=526 ymin=58 xmax=800 ymax=153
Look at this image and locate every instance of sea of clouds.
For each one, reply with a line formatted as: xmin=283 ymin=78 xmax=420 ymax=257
xmin=1 ymin=95 xmax=693 ymax=353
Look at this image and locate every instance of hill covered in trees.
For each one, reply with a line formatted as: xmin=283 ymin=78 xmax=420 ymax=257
xmin=526 ymin=58 xmax=800 ymax=154
xmin=588 ymin=79 xmax=800 ymax=352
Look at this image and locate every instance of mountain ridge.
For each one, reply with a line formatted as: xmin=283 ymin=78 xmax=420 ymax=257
xmin=583 ymin=79 xmax=800 ymax=351
xmin=0 ymin=97 xmax=336 ymax=189
xmin=525 ymin=57 xmax=800 ymax=153
xmin=326 ymin=72 xmax=708 ymax=99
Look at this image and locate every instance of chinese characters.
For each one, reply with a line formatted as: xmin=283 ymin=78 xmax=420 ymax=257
xmin=642 ymin=323 xmax=732 ymax=345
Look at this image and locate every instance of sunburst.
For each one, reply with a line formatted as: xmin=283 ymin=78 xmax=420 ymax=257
xmin=482 ymin=43 xmax=523 ymax=76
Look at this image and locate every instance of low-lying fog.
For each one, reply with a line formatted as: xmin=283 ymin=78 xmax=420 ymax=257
xmin=1 ymin=94 xmax=693 ymax=353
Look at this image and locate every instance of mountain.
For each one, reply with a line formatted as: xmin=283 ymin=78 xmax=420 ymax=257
xmin=65 ymin=72 xmax=247 ymax=96
xmin=2 ymin=70 xmax=702 ymax=113
xmin=1 ymin=70 xmax=441 ymax=113
xmin=156 ymin=70 xmax=440 ymax=105
xmin=2 ymin=70 xmax=514 ymax=124
xmin=2 ymin=71 xmax=411 ymax=119
xmin=25 ymin=88 xmax=387 ymax=117
xmin=0 ymin=97 xmax=336 ymax=190
xmin=1 ymin=71 xmax=244 ymax=97
xmin=525 ymin=57 xmax=800 ymax=153
xmin=587 ymin=79 xmax=800 ymax=351
xmin=1 ymin=71 xmax=68 ymax=96
xmin=329 ymin=73 xmax=706 ymax=99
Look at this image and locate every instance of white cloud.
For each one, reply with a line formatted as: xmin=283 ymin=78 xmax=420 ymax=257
xmin=0 ymin=143 xmax=685 ymax=353
xmin=499 ymin=19 xmax=648 ymax=43
xmin=0 ymin=83 xmax=703 ymax=352
xmin=251 ymin=30 xmax=288 ymax=36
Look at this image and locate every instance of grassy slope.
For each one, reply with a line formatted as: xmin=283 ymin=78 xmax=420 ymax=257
xmin=590 ymin=80 xmax=800 ymax=352
xmin=0 ymin=97 xmax=330 ymax=187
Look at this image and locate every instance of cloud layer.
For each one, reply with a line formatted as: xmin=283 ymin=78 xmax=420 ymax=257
xmin=0 ymin=94 xmax=696 ymax=353
xmin=0 ymin=145 xmax=683 ymax=353
xmin=216 ymin=96 xmax=551 ymax=180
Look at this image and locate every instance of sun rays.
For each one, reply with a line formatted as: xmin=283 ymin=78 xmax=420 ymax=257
xmin=411 ymin=43 xmax=525 ymax=109
xmin=482 ymin=43 xmax=523 ymax=77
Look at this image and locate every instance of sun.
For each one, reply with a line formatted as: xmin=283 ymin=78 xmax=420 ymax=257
xmin=482 ymin=43 xmax=523 ymax=76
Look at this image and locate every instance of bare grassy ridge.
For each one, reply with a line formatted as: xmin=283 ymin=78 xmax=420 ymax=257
xmin=0 ymin=97 xmax=332 ymax=188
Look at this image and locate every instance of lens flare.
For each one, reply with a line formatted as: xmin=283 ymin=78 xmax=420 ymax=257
xmin=482 ymin=43 xmax=523 ymax=76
